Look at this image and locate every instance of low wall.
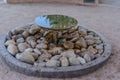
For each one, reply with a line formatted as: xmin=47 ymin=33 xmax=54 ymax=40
xmin=6 ymin=0 xmax=82 ymax=4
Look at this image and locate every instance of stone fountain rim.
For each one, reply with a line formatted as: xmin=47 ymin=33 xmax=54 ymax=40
xmin=0 ymin=24 xmax=112 ymax=78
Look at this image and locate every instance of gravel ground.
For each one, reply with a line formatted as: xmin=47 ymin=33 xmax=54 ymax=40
xmin=0 ymin=3 xmax=120 ymax=80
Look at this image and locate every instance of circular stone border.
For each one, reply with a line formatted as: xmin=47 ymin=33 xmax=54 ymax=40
xmin=0 ymin=24 xmax=112 ymax=78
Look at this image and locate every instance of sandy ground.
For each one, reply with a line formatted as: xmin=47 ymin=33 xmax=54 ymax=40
xmin=0 ymin=3 xmax=120 ymax=80
xmin=101 ymin=0 xmax=120 ymax=6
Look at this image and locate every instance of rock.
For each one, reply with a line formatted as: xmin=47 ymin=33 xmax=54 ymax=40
xmin=68 ymin=27 xmax=78 ymax=33
xmin=16 ymin=52 xmax=35 ymax=64
xmin=18 ymin=43 xmax=29 ymax=52
xmin=12 ymin=28 xmax=24 ymax=35
xmin=33 ymin=48 xmax=41 ymax=55
xmin=48 ymin=47 xmax=63 ymax=55
xmin=62 ymin=33 xmax=71 ymax=39
xmin=75 ymin=37 xmax=87 ymax=49
xmin=6 ymin=31 xmax=12 ymax=40
xmin=60 ymin=56 xmax=69 ymax=67
xmin=69 ymin=31 xmax=79 ymax=39
xmin=80 ymin=51 xmax=95 ymax=60
xmin=84 ymin=53 xmax=91 ymax=62
xmin=40 ymin=49 xmax=49 ymax=54
xmin=87 ymin=31 xmax=95 ymax=36
xmin=63 ymin=41 xmax=74 ymax=49
xmin=48 ymin=43 xmax=56 ymax=49
xmin=44 ymin=31 xmax=58 ymax=43
xmin=84 ymin=35 xmax=94 ymax=40
xmin=69 ymin=57 xmax=80 ymax=66
xmin=22 ymin=31 xmax=29 ymax=38
xmin=15 ymin=28 xmax=24 ymax=34
xmin=98 ymin=49 xmax=104 ymax=54
xmin=37 ymin=39 xmax=48 ymax=44
xmin=57 ymin=32 xmax=62 ymax=38
xmin=81 ymin=48 xmax=87 ymax=52
xmin=36 ymin=43 xmax=48 ymax=49
xmin=31 ymin=52 xmax=39 ymax=60
xmin=61 ymin=49 xmax=76 ymax=58
xmin=43 ymin=31 xmax=51 ymax=37
xmin=29 ymin=25 xmax=41 ymax=34
xmin=26 ymin=36 xmax=36 ymax=43
xmin=62 ymin=30 xmax=68 ymax=34
xmin=15 ymin=34 xmax=23 ymax=40
xmin=34 ymin=61 xmax=46 ymax=67
xmin=34 ymin=33 xmax=42 ymax=39
xmin=77 ymin=56 xmax=86 ymax=64
xmin=38 ymin=52 xmax=52 ymax=61
xmin=11 ymin=35 xmax=16 ymax=41
xmin=16 ymin=38 xmax=25 ymax=43
xmin=86 ymin=39 xmax=95 ymax=45
xmin=95 ymin=39 xmax=102 ymax=44
xmin=70 ymin=37 xmax=79 ymax=42
xmin=95 ymin=44 xmax=104 ymax=50
xmin=46 ymin=60 xmax=60 ymax=67
xmin=94 ymin=54 xmax=101 ymax=58
xmin=87 ymin=46 xmax=97 ymax=54
xmin=29 ymin=41 xmax=37 ymax=48
xmin=78 ymin=28 xmax=87 ymax=36
xmin=25 ymin=48 xmax=33 ymax=52
xmin=7 ymin=44 xmax=18 ymax=55
xmin=51 ymin=55 xmax=61 ymax=60
xmin=94 ymin=37 xmax=102 ymax=44
xmin=75 ymin=49 xmax=81 ymax=54
xmin=24 ymin=50 xmax=38 ymax=60
xmin=15 ymin=53 xmax=21 ymax=59
xmin=58 ymin=39 xmax=66 ymax=46
xmin=5 ymin=40 xmax=16 ymax=46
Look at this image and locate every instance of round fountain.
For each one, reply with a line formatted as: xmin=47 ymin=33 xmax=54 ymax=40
xmin=0 ymin=15 xmax=112 ymax=78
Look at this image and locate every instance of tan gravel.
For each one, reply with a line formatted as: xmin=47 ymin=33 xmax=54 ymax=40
xmin=0 ymin=3 xmax=120 ymax=80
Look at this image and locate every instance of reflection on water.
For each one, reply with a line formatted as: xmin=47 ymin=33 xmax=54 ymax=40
xmin=34 ymin=15 xmax=78 ymax=29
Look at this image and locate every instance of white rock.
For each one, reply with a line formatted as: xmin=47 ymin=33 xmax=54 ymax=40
xmin=51 ymin=55 xmax=61 ymax=60
xmin=34 ymin=62 xmax=46 ymax=67
xmin=29 ymin=41 xmax=37 ymax=48
xmin=5 ymin=40 xmax=16 ymax=46
xmin=36 ymin=43 xmax=48 ymax=49
xmin=75 ymin=37 xmax=87 ymax=49
xmin=69 ymin=57 xmax=80 ymax=66
xmin=46 ymin=60 xmax=60 ymax=67
xmin=25 ymin=48 xmax=33 ymax=52
xmin=84 ymin=53 xmax=91 ymax=62
xmin=18 ymin=43 xmax=29 ymax=52
xmin=77 ymin=57 xmax=86 ymax=64
xmin=7 ymin=44 xmax=18 ymax=55
xmin=33 ymin=48 xmax=41 ymax=55
xmin=16 ymin=38 xmax=24 ymax=43
xmin=61 ymin=49 xmax=76 ymax=58
xmin=87 ymin=46 xmax=97 ymax=54
xmin=60 ymin=57 xmax=69 ymax=67
xmin=16 ymin=52 xmax=35 ymax=64
xmin=29 ymin=25 xmax=41 ymax=34
xmin=22 ymin=31 xmax=29 ymax=38
xmin=86 ymin=39 xmax=95 ymax=45
xmin=26 ymin=36 xmax=36 ymax=43
xmin=31 ymin=52 xmax=39 ymax=60
xmin=38 ymin=52 xmax=52 ymax=61
xmin=48 ymin=47 xmax=63 ymax=55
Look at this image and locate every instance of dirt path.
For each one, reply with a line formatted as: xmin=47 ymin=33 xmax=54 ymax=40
xmin=0 ymin=3 xmax=120 ymax=80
